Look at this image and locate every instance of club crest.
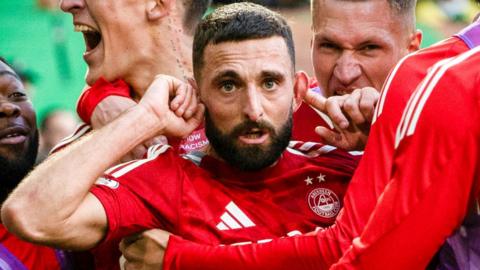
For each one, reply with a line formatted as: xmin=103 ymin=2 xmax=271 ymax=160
xmin=308 ymin=188 xmax=340 ymax=218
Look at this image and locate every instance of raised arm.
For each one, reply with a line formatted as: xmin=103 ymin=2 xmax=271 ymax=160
xmin=1 ymin=75 xmax=204 ymax=250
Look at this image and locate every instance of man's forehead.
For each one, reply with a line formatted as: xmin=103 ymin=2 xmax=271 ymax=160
xmin=312 ymin=0 xmax=398 ymax=27
xmin=313 ymin=22 xmax=398 ymax=45
xmin=312 ymin=1 xmax=405 ymax=42
xmin=203 ymin=37 xmax=293 ymax=72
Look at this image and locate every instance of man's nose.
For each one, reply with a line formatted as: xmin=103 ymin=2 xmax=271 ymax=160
xmin=333 ymin=52 xmax=362 ymax=87
xmin=243 ymin=86 xmax=264 ymax=122
xmin=59 ymin=0 xmax=85 ymax=14
xmin=0 ymin=101 xmax=21 ymax=118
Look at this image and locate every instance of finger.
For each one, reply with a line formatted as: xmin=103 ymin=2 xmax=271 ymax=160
xmin=119 ymin=154 xmax=132 ymax=164
xmin=183 ymin=90 xmax=198 ymax=119
xmin=119 ymin=240 xmax=127 ymax=254
xmin=150 ymin=135 xmax=168 ymax=146
xmin=175 ymin=84 xmax=193 ymax=117
xmin=359 ymin=87 xmax=380 ymax=122
xmin=304 ymin=89 xmax=327 ymax=111
xmin=324 ymin=96 xmax=349 ymax=129
xmin=121 ymin=239 xmax=145 ymax=261
xmin=143 ymin=229 xmax=171 ymax=248
xmin=343 ymin=90 xmax=366 ymax=125
xmin=130 ymin=145 xmax=148 ymax=160
xmin=170 ymin=83 xmax=188 ymax=111
xmin=185 ymin=103 xmax=205 ymax=132
xmin=315 ymin=126 xmax=343 ymax=145
xmin=122 ymin=233 xmax=142 ymax=246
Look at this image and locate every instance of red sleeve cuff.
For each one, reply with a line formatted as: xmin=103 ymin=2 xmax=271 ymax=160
xmin=76 ymin=77 xmax=131 ymax=124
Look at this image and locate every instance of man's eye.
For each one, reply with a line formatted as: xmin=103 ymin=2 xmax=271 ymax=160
xmin=9 ymin=92 xmax=27 ymax=100
xmin=319 ymin=42 xmax=338 ymax=50
xmin=362 ymin=44 xmax=380 ymax=51
xmin=221 ymin=81 xmax=236 ymax=93
xmin=263 ymin=79 xmax=276 ymax=90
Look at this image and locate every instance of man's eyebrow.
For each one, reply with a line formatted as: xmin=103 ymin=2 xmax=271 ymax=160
xmin=260 ymin=70 xmax=285 ymax=79
xmin=212 ymin=70 xmax=240 ymax=81
xmin=0 ymin=70 xmax=20 ymax=80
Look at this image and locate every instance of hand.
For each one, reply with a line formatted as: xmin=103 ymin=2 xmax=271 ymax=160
xmin=119 ymin=229 xmax=171 ymax=270
xmin=139 ymin=74 xmax=204 ymax=139
xmin=90 ymin=92 xmax=181 ymax=162
xmin=305 ymin=87 xmax=379 ymax=151
xmin=91 ymin=95 xmax=137 ymax=129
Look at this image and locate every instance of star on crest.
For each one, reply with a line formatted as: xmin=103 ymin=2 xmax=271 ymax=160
xmin=305 ymin=176 xmax=313 ymax=185
xmin=317 ymin=173 xmax=326 ymax=183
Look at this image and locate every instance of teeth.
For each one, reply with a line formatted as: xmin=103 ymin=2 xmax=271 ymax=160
xmin=74 ymin=24 xmax=97 ymax=33
xmin=5 ymin=133 xmax=20 ymax=138
xmin=244 ymin=133 xmax=262 ymax=138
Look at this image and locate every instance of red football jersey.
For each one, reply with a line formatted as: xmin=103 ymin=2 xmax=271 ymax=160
xmin=333 ymin=38 xmax=480 ymax=270
xmin=160 ymin=32 xmax=474 ymax=269
xmin=0 ymin=224 xmax=65 ymax=269
xmin=89 ymin=144 xmax=359 ymax=269
xmin=292 ymin=80 xmax=332 ymax=143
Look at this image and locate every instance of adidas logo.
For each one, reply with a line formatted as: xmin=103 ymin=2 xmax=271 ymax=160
xmin=216 ymin=201 xmax=256 ymax=231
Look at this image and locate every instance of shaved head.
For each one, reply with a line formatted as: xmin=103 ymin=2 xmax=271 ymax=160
xmin=311 ymin=0 xmax=417 ymax=32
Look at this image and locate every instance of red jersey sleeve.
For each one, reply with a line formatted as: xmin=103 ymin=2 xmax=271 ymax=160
xmin=90 ymin=145 xmax=184 ymax=243
xmin=332 ymin=49 xmax=480 ymax=270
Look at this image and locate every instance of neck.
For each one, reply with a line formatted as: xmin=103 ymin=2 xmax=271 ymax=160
xmin=127 ymin=21 xmax=194 ymax=99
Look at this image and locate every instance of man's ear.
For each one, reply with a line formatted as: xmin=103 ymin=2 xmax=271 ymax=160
xmin=188 ymin=77 xmax=204 ymax=101
xmin=408 ymin=29 xmax=422 ymax=53
xmin=146 ymin=0 xmax=175 ymax=21
xmin=292 ymin=71 xmax=309 ymax=112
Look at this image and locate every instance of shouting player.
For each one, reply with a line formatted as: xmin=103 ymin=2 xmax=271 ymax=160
xmin=292 ymin=0 xmax=421 ymax=150
xmin=56 ymin=0 xmax=211 ymax=157
xmin=2 ymin=3 xmax=358 ymax=270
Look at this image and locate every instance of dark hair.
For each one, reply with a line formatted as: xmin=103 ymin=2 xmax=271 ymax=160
xmin=182 ymin=0 xmax=212 ymax=34
xmin=192 ymin=2 xmax=295 ymax=81
xmin=0 ymin=57 xmax=21 ymax=80
xmin=312 ymin=0 xmax=416 ymax=15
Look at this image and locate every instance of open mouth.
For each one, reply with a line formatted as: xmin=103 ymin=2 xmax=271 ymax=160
xmin=238 ymin=128 xmax=269 ymax=144
xmin=0 ymin=127 xmax=28 ymax=145
xmin=242 ymin=128 xmax=265 ymax=138
xmin=75 ymin=24 xmax=102 ymax=52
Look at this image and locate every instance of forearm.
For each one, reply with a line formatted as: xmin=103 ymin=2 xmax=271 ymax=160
xmin=2 ymin=105 xmax=163 ymax=244
xmin=164 ymin=230 xmax=346 ymax=270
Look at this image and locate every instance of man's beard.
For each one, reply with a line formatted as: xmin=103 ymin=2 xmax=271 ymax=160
xmin=205 ymin=109 xmax=292 ymax=171
xmin=0 ymin=130 xmax=39 ymax=201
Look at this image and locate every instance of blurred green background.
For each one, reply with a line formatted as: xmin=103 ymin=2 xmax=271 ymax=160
xmin=1 ymin=0 xmax=86 ymax=123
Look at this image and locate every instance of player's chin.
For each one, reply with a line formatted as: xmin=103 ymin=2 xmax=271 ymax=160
xmin=85 ymin=69 xmax=101 ymax=86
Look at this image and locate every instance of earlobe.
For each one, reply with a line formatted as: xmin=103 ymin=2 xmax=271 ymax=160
xmin=146 ymin=0 xmax=174 ymax=21
xmin=292 ymin=71 xmax=309 ymax=112
xmin=408 ymin=30 xmax=423 ymax=53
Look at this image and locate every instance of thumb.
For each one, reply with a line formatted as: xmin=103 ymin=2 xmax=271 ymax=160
xmin=186 ymin=103 xmax=205 ymax=130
